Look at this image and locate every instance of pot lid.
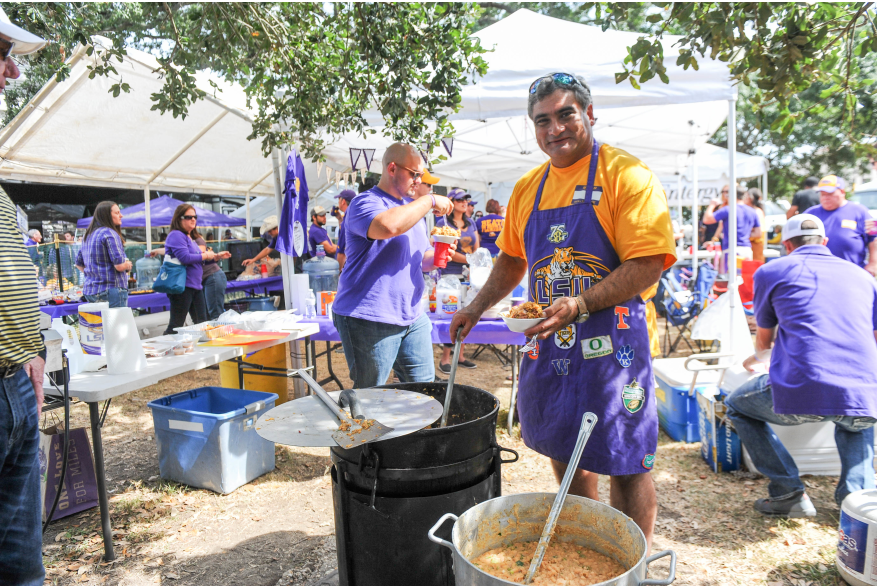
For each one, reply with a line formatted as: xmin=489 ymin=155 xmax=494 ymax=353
xmin=256 ymin=389 xmax=442 ymax=447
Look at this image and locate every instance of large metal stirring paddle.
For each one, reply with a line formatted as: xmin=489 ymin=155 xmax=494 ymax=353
xmin=440 ymin=326 xmax=464 ymax=427
xmin=524 ymin=411 xmax=599 ymax=584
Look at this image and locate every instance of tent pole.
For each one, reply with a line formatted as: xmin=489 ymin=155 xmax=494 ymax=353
xmin=676 ymin=172 xmax=683 ymax=248
xmin=272 ymin=146 xmax=304 ymax=399
xmin=691 ymin=151 xmax=699 ymax=281
xmin=144 ymin=185 xmax=151 ymax=251
xmin=245 ymin=191 xmax=251 ymax=241
xmin=727 ymin=98 xmax=737 ymax=355
xmin=763 ymin=168 xmax=769 ymax=201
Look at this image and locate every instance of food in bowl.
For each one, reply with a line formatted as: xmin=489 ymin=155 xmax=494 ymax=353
xmin=471 ymin=540 xmax=626 ymax=585
xmin=431 ymin=225 xmax=460 ymax=237
xmin=507 ymin=301 xmax=543 ymax=319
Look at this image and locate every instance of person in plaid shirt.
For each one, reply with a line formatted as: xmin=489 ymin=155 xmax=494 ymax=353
xmin=75 ymin=200 xmax=132 ymax=307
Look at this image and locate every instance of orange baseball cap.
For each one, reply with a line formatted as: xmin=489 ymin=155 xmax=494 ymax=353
xmin=421 ymin=170 xmax=440 ymax=185
xmin=817 ymin=175 xmax=847 ymax=192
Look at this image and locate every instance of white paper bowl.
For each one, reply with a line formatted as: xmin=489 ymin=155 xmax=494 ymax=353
xmin=432 ymin=234 xmax=459 ymax=244
xmin=500 ymin=314 xmax=545 ymax=333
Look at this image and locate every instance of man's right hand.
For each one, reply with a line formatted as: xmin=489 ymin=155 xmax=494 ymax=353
xmin=432 ymin=195 xmax=453 ymax=216
xmin=242 ymin=258 xmax=254 ymax=266
xmin=450 ymin=306 xmax=483 ymax=343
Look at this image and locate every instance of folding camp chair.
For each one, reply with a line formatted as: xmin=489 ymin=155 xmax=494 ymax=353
xmin=661 ymin=262 xmax=718 ymax=357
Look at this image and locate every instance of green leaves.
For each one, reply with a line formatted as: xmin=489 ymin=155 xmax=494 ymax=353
xmin=3 ymin=2 xmax=487 ymax=160
xmin=581 ymin=2 xmax=876 ymax=151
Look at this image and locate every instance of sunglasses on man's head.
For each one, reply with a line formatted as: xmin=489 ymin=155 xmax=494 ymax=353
xmin=529 ymin=72 xmax=581 ymax=95
xmin=0 ymin=38 xmax=15 ymax=61
xmin=182 ymin=215 xmax=197 ymax=220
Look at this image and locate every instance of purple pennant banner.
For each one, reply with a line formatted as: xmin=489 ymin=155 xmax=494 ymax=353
xmin=362 ymin=149 xmax=376 ymax=171
xmin=349 ymin=148 xmax=362 ymax=170
xmin=441 ymin=137 xmax=454 ymax=157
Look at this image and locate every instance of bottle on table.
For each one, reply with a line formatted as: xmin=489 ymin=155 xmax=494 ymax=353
xmin=305 ymin=289 xmax=317 ymax=319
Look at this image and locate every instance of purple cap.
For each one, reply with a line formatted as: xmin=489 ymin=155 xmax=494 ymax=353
xmin=448 ymin=188 xmax=471 ymax=201
xmin=336 ymin=189 xmax=356 ymax=201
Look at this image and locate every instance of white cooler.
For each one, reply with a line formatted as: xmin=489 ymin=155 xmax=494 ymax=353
xmin=722 ymin=365 xmax=877 ymax=476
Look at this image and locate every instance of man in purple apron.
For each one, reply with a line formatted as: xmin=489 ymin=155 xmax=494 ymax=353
xmin=452 ymin=73 xmax=676 ymax=548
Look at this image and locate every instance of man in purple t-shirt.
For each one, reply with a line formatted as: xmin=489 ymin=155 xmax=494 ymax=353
xmin=332 ymin=143 xmax=454 ymax=387
xmin=804 ymin=174 xmax=877 ymax=275
xmin=725 ymin=214 xmax=877 ymax=518
xmin=702 ymin=185 xmax=761 ymax=267
xmin=308 ymin=206 xmax=337 ymax=258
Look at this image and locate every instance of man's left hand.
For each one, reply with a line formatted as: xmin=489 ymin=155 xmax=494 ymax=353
xmin=23 ymin=356 xmax=45 ymax=418
xmin=524 ymin=296 xmax=578 ymax=340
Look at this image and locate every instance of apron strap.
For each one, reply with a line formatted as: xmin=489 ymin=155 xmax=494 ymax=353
xmin=532 ymin=139 xmax=601 ymax=212
xmin=532 ymin=163 xmax=551 ymax=215
xmin=584 ymin=140 xmax=600 ymax=204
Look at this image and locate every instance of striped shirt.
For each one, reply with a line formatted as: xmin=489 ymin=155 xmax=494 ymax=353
xmin=0 ymin=188 xmax=44 ymax=366
xmin=76 ymin=226 xmax=127 ymax=295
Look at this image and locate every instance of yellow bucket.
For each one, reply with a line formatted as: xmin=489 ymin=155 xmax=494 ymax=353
xmin=219 ymin=343 xmax=290 ymax=404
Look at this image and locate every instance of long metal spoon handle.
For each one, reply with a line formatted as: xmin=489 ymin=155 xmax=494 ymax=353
xmin=440 ymin=326 xmax=464 ymax=428
xmin=524 ymin=411 xmax=598 ymax=584
xmin=296 ymin=369 xmax=349 ymax=421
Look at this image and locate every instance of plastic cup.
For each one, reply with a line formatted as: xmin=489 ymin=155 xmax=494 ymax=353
xmin=432 ymin=235 xmax=458 ymax=269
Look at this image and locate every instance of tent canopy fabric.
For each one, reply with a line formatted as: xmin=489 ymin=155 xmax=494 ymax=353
xmin=76 ymin=194 xmax=245 ymax=229
xmin=0 ymin=37 xmax=275 ymax=197
xmin=317 ymin=9 xmax=736 ymax=191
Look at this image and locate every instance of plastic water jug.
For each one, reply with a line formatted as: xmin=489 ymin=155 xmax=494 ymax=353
xmin=303 ymin=252 xmax=339 ymax=295
xmin=135 ymin=256 xmax=162 ymax=290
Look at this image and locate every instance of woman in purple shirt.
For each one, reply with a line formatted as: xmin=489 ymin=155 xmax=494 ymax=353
xmin=75 ymin=201 xmax=132 ymax=308
xmin=162 ymin=205 xmax=219 ymax=334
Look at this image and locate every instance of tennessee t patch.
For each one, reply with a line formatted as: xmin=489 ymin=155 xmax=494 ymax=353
xmin=642 ymin=454 xmax=655 ymax=470
xmin=615 ymin=306 xmax=630 ymax=329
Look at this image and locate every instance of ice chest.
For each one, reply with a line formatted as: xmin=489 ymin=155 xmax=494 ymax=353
xmin=653 ymin=357 xmax=721 ymax=443
xmin=696 ymin=388 xmax=741 ymax=473
xmin=148 ymin=387 xmax=278 ymax=494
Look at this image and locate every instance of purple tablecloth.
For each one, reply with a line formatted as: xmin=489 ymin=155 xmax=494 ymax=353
xmin=302 ymin=312 xmax=525 ymax=345
xmin=40 ymin=276 xmax=285 ymax=319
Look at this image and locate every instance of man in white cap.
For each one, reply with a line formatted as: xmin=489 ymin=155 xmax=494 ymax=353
xmin=308 ymin=205 xmax=337 ymax=258
xmin=242 ymin=215 xmax=280 ymax=267
xmin=0 ymin=9 xmax=48 ymax=585
xmin=726 ymin=214 xmax=877 ymax=517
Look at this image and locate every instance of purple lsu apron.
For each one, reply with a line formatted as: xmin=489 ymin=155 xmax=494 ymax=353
xmin=517 ymin=141 xmax=658 ymax=476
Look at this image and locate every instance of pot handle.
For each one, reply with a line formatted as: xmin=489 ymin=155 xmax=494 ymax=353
xmin=498 ymin=446 xmax=519 ymax=464
xmin=640 ymin=550 xmax=676 ymax=586
xmin=427 ymin=513 xmax=458 ymax=551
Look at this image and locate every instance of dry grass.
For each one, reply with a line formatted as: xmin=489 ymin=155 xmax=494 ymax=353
xmin=40 ymin=328 xmax=847 ymax=586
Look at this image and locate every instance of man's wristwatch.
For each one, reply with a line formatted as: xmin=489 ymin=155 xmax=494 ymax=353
xmin=574 ymin=296 xmax=590 ymax=323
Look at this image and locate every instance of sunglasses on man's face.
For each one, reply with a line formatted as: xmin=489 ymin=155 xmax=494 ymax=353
xmin=395 ymin=163 xmax=425 ymax=181
xmin=0 ymin=38 xmax=15 ymax=62
xmin=182 ymin=215 xmax=197 ymax=221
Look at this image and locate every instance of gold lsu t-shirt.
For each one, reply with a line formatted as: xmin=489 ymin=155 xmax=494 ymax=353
xmin=496 ymin=143 xmax=677 ymax=356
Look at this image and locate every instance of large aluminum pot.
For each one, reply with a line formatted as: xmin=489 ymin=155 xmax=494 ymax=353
xmin=428 ymin=493 xmax=676 ymax=586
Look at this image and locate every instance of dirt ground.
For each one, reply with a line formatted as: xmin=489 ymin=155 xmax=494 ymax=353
xmin=40 ymin=326 xmax=846 ymax=586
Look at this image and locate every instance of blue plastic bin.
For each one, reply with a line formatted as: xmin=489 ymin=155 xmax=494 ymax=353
xmin=147 ymin=387 xmax=278 ymax=494
xmin=653 ymin=358 xmax=720 ymax=443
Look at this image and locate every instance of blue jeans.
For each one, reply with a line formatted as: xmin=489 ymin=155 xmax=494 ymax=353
xmin=83 ymin=287 xmax=128 ymax=308
xmin=0 ymin=369 xmax=45 ymax=585
xmin=203 ymin=271 xmax=228 ymax=321
xmin=333 ymin=312 xmax=435 ymax=388
xmin=726 ymin=374 xmax=876 ymax=505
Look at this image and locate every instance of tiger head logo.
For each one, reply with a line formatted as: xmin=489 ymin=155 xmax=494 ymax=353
xmin=531 ymin=247 xmax=610 ymax=305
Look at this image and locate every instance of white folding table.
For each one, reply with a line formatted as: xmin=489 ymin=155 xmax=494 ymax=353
xmin=44 ymin=324 xmax=320 ymax=561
